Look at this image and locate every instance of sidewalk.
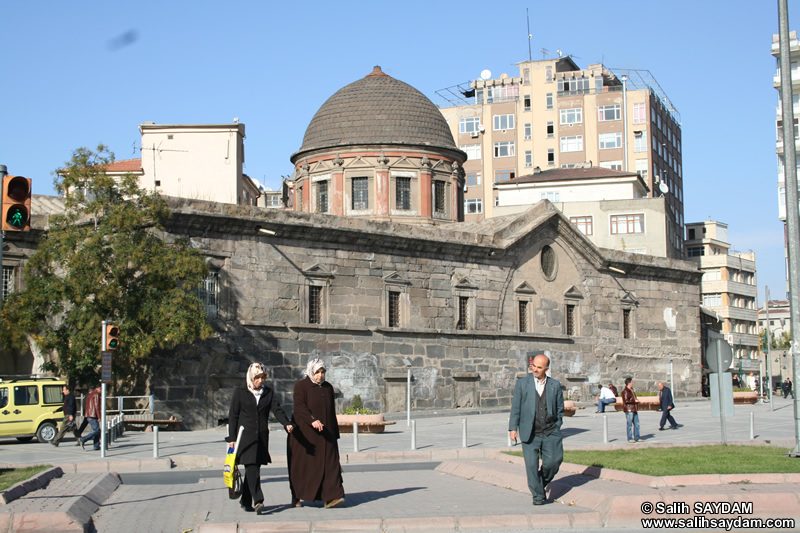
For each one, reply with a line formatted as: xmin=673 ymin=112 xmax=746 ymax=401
xmin=1 ymin=400 xmax=799 ymax=531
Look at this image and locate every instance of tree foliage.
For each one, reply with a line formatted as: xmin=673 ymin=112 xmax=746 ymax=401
xmin=760 ymin=328 xmax=792 ymax=350
xmin=0 ymin=145 xmax=213 ymax=387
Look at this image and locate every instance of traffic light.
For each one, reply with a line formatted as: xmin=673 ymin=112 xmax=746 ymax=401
xmin=2 ymin=175 xmax=31 ymax=231
xmin=105 ymin=324 xmax=120 ymax=350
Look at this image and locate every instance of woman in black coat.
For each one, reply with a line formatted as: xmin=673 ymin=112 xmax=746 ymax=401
xmin=227 ymin=363 xmax=293 ymax=514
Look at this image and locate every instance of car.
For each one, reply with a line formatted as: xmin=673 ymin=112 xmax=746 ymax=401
xmin=0 ymin=377 xmax=67 ymax=443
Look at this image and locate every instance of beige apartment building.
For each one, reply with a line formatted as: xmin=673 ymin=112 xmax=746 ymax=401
xmin=685 ymin=220 xmax=758 ymax=360
xmin=437 ymin=56 xmax=685 ymax=258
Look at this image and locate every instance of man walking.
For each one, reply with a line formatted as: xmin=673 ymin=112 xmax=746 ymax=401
xmin=509 ymin=353 xmax=564 ymax=506
xmin=51 ymin=385 xmax=78 ymax=446
xmin=622 ymin=377 xmax=641 ymax=443
xmin=657 ymin=382 xmax=678 ymax=430
xmin=80 ymin=385 xmax=102 ymax=451
xmin=595 ymin=383 xmax=616 ymax=413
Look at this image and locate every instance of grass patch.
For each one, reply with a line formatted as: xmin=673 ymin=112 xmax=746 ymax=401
xmin=0 ymin=465 xmax=52 ymax=491
xmin=506 ymin=445 xmax=800 ymax=477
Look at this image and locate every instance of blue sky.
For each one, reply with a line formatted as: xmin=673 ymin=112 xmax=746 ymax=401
xmin=0 ymin=1 xmax=792 ymax=304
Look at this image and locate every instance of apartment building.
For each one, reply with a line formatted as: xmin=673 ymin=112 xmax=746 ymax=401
xmin=437 ymin=56 xmax=685 ymax=258
xmin=685 ymin=220 xmax=759 ymax=360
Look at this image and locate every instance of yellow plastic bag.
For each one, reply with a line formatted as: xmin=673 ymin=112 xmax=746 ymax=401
xmin=223 ymin=426 xmax=244 ymax=497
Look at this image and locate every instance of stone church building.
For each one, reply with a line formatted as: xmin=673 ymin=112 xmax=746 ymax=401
xmin=4 ymin=67 xmax=703 ymax=428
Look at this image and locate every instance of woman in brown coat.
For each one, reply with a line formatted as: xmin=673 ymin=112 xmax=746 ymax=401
xmin=287 ymin=358 xmax=345 ymax=508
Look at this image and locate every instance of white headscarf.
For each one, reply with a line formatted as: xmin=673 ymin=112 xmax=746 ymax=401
xmin=305 ymin=358 xmax=326 ymax=384
xmin=246 ymin=363 xmax=267 ymax=397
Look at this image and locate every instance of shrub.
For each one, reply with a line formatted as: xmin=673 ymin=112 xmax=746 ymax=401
xmin=341 ymin=394 xmax=378 ymax=415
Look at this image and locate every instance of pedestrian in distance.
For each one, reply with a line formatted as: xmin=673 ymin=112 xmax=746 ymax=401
xmin=608 ymin=382 xmax=619 ymax=397
xmin=80 ymin=385 xmax=102 ymax=451
xmin=657 ymin=382 xmax=678 ymax=431
xmin=595 ymin=383 xmax=616 ymax=413
xmin=622 ymin=377 xmax=642 ymax=443
xmin=51 ymin=385 xmax=79 ymax=446
xmin=226 ymin=363 xmax=293 ymax=515
xmin=784 ymin=378 xmax=794 ymax=399
xmin=508 ymin=353 xmax=564 ymax=506
xmin=287 ymin=358 xmax=346 ymax=509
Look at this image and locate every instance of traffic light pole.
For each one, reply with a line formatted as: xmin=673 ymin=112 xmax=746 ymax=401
xmin=101 ymin=320 xmax=107 ymax=458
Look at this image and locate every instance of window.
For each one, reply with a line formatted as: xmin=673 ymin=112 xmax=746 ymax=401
xmin=703 ymin=293 xmax=722 ymax=307
xmin=558 ymin=76 xmax=590 ymax=93
xmin=316 ymin=180 xmax=328 ymax=213
xmin=635 ymin=159 xmax=648 ymax=178
xmin=466 ymin=172 xmax=481 ymax=187
xmin=487 ymin=84 xmax=519 ymax=103
xmin=560 ymin=108 xmax=582 ymax=125
xmin=518 ymin=301 xmax=528 ymax=333
xmin=388 ymin=291 xmax=400 ymax=327
xmin=43 ymin=385 xmax=62 ymax=405
xmin=599 ymin=132 xmax=622 ymax=149
xmin=297 ymin=185 xmax=303 ymax=211
xmin=600 ymin=161 xmax=623 ymax=171
xmin=456 ymin=296 xmax=470 ymax=330
xmin=493 ymin=114 xmax=515 ymax=131
xmin=495 ymin=169 xmax=515 ymax=182
xmin=634 ymin=132 xmax=647 ymax=152
xmin=396 ymin=177 xmax=411 ymax=210
xmin=461 ymin=144 xmax=481 ymax=160
xmin=541 ymin=245 xmax=557 ymax=279
xmin=265 ymin=194 xmax=282 ymax=208
xmin=546 ymin=121 xmax=554 ymax=138
xmin=560 ymin=135 xmax=583 ymax=152
xmin=494 ymin=141 xmax=515 ymax=158
xmin=2 ymin=266 xmax=13 ymax=301
xmin=540 ymin=191 xmax=560 ymax=202
xmin=598 ymin=104 xmax=621 ymax=121
xmin=460 ymin=117 xmax=481 ymax=134
xmin=569 ymin=216 xmax=593 ymax=235
xmin=308 ymin=285 xmax=322 ymax=324
xmin=702 ymin=269 xmax=721 ymax=282
xmin=547 ymin=149 xmax=555 ymax=165
xmin=523 ymin=68 xmax=530 ymax=85
xmin=525 ymin=150 xmax=532 ymax=168
xmin=633 ymin=102 xmax=646 ymax=124
xmin=546 ymin=93 xmax=553 ymax=109
xmin=465 ymin=198 xmax=483 ymax=214
xmin=524 ymin=95 xmax=531 ymax=111
xmin=566 ymin=304 xmax=576 ymax=336
xmin=434 ymin=181 xmax=446 ymax=214
xmin=622 ymin=309 xmax=632 ymax=339
xmin=14 ymin=385 xmax=38 ymax=406
xmin=197 ymin=271 xmax=220 ymax=318
xmin=687 ymin=228 xmax=696 ymax=240
xmin=687 ymin=246 xmax=705 ymax=257
xmin=610 ymin=214 xmax=644 ymax=234
xmin=352 ymin=177 xmax=369 ymax=210
xmin=524 ymin=123 xmax=532 ymax=140
xmin=545 ymin=66 xmax=553 ymax=83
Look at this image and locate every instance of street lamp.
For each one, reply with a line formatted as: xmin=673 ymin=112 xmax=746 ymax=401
xmin=402 ymin=358 xmax=412 ymax=427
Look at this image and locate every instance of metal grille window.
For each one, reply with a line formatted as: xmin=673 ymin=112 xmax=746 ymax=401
xmin=622 ymin=309 xmax=631 ymax=339
xmin=2 ymin=266 xmax=14 ymax=301
xmin=316 ymin=181 xmax=328 ymax=213
xmin=518 ymin=301 xmax=528 ymax=333
xmin=197 ymin=272 xmax=219 ymax=318
xmin=388 ymin=291 xmax=400 ymax=327
xmin=352 ymin=177 xmax=369 ymax=210
xmin=396 ymin=177 xmax=411 ymax=210
xmin=434 ymin=181 xmax=446 ymax=214
xmin=309 ymin=285 xmax=322 ymax=324
xmin=566 ymin=304 xmax=576 ymax=335
xmin=456 ymin=296 xmax=469 ymax=330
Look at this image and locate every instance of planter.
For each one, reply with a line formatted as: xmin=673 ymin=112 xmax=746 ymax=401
xmin=563 ymin=400 xmax=576 ymax=417
xmin=336 ymin=414 xmax=396 ymax=434
xmin=614 ymin=396 xmax=660 ymax=411
xmin=733 ymin=391 xmax=758 ymax=405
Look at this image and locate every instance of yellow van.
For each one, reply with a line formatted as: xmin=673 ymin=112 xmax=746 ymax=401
xmin=0 ymin=377 xmax=67 ymax=443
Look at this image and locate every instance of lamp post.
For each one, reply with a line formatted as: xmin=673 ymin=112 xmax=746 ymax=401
xmin=402 ymin=358 xmax=412 ymax=427
xmin=667 ymin=356 xmax=674 ymax=394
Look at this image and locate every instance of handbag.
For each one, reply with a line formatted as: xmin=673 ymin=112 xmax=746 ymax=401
xmin=223 ymin=426 xmax=245 ymax=499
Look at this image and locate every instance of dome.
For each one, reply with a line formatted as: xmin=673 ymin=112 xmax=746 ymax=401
xmin=292 ymin=66 xmax=458 ymax=162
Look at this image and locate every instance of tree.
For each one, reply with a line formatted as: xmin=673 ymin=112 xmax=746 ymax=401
xmin=0 ymin=145 xmax=213 ymax=387
xmin=759 ymin=328 xmax=792 ymax=350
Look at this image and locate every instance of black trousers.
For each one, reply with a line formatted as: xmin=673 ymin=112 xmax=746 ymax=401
xmin=240 ymin=464 xmax=263 ymax=506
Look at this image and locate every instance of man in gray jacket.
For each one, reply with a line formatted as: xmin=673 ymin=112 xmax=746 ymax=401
xmin=508 ymin=353 xmax=564 ymax=505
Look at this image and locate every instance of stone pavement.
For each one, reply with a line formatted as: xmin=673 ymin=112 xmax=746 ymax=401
xmin=1 ymin=398 xmax=800 ymax=531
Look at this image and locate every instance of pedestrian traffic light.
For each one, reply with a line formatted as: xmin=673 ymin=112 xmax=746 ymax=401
xmin=105 ymin=324 xmax=120 ymax=350
xmin=2 ymin=175 xmax=31 ymax=232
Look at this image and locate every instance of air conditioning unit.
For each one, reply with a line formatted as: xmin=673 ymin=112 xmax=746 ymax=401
xmin=470 ymin=131 xmax=480 ymax=138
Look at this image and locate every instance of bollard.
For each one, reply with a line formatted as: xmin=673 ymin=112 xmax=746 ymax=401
xmin=352 ymin=422 xmax=359 ymax=452
xmin=750 ymin=411 xmax=755 ymax=440
xmin=462 ymin=418 xmax=467 ymax=448
xmin=411 ymin=420 xmax=416 ymax=450
xmin=603 ymin=414 xmax=608 ymax=443
xmin=153 ymin=425 xmax=159 ymax=458
xmin=507 ymin=417 xmax=512 ymax=447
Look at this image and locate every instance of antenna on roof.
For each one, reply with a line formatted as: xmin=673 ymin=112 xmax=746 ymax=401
xmin=540 ymin=48 xmax=551 ymax=59
xmin=526 ymin=8 xmax=532 ymax=62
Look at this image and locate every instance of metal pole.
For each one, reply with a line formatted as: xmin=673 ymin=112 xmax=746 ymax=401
xmin=778 ymin=0 xmax=800 ymax=457
xmin=603 ymin=414 xmax=608 ymax=444
xmin=352 ymin=422 xmax=359 ymax=452
xmin=750 ymin=411 xmax=755 ymax=440
xmin=766 ymin=287 xmax=775 ymax=411
xmin=462 ymin=418 xmax=467 ymax=448
xmin=100 ymin=320 xmax=107 ymax=458
xmin=406 ymin=368 xmax=411 ymax=427
xmin=507 ymin=417 xmax=512 ymax=447
xmin=0 ymin=165 xmax=6 ymax=320
xmin=717 ymin=339 xmax=728 ymax=445
xmin=411 ymin=420 xmax=416 ymax=450
xmin=669 ymin=357 xmax=674 ymax=394
xmin=621 ymin=76 xmax=629 ymax=172
xmin=153 ymin=425 xmax=159 ymax=458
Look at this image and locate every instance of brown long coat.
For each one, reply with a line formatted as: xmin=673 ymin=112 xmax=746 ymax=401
xmin=287 ymin=377 xmax=344 ymax=502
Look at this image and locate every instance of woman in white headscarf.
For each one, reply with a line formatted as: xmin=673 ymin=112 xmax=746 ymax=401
xmin=227 ymin=363 xmax=293 ymax=514
xmin=287 ymin=358 xmax=345 ymax=508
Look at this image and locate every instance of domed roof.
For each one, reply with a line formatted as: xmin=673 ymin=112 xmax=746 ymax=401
xmin=292 ymin=67 xmax=458 ymax=162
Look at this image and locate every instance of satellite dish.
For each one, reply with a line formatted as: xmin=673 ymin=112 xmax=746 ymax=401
xmin=480 ymin=69 xmax=492 ymax=80
xmin=500 ymin=73 xmax=508 ymax=79
xmin=659 ymin=181 xmax=669 ymax=195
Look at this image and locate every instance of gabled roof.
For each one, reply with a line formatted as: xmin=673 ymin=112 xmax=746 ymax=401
xmin=104 ymin=158 xmax=143 ymax=173
xmin=496 ymin=166 xmax=648 ymax=191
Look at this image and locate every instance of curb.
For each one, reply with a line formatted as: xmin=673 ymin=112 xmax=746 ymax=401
xmin=0 ymin=467 xmax=63 ymax=505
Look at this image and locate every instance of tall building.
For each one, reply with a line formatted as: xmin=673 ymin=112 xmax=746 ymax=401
xmin=771 ymin=30 xmax=800 ymax=295
xmin=437 ymin=57 xmax=685 ymax=258
xmin=685 ymin=220 xmax=759 ymax=360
